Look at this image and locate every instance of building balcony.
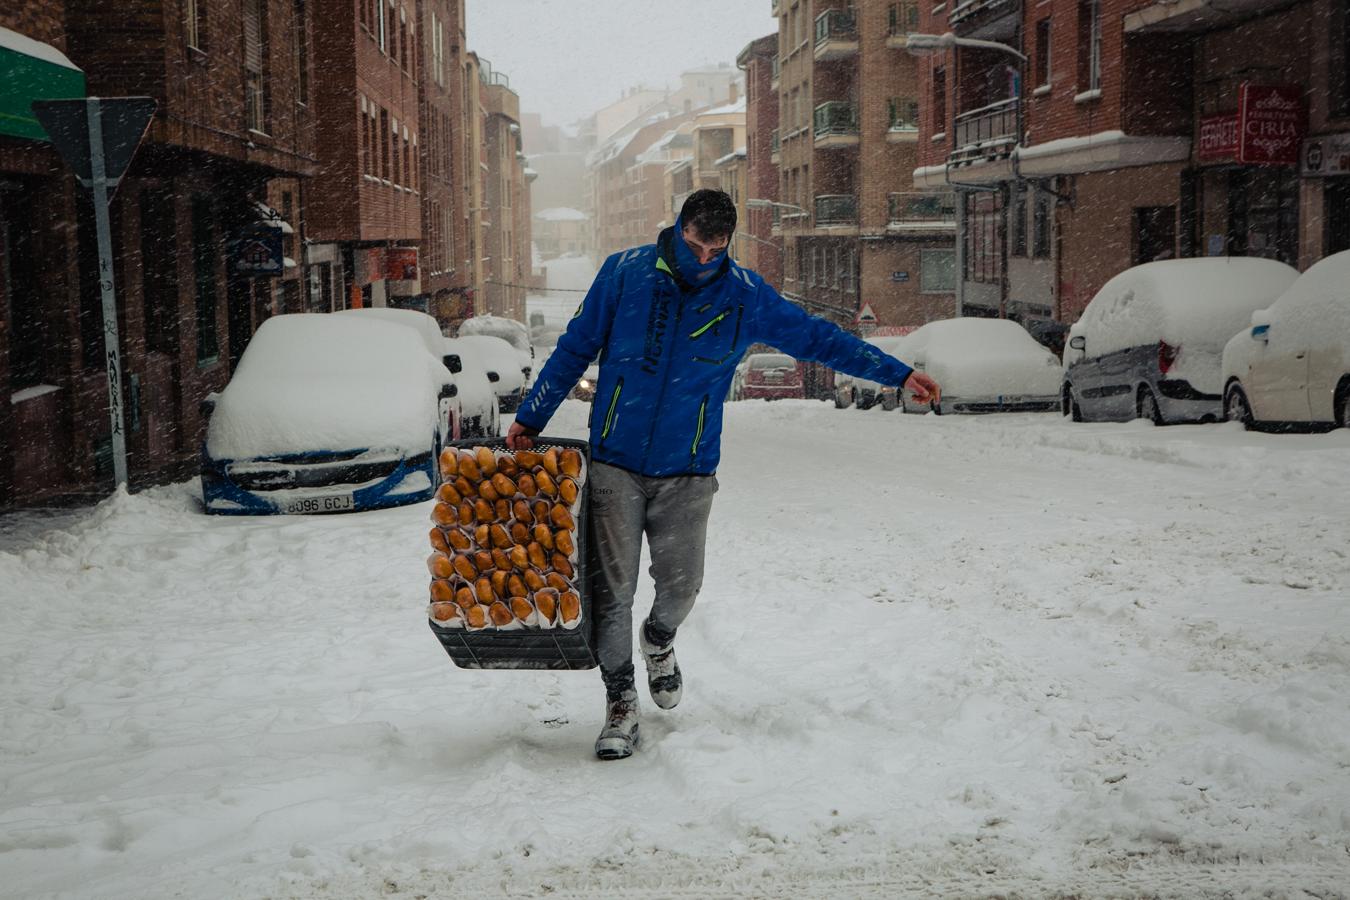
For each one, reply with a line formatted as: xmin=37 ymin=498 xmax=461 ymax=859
xmin=947 ymin=0 xmax=1018 ymax=41
xmin=813 ymin=9 xmax=859 ymax=61
xmin=813 ymin=101 xmax=859 ymax=149
xmin=886 ymin=1 xmax=920 ymax=49
xmin=770 ymin=128 xmax=781 ymax=163
xmin=815 ymin=194 xmax=858 ymax=228
xmin=888 ymin=192 xmax=957 ymax=230
xmin=949 ymin=97 xmax=1019 ymax=166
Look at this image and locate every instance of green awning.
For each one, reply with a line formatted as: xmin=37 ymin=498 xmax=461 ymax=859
xmin=0 ymin=26 xmax=86 ymax=142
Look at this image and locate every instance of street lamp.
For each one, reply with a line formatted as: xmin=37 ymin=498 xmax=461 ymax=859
xmin=746 ymin=198 xmax=808 ymax=214
xmin=904 ymin=31 xmax=1027 ymax=63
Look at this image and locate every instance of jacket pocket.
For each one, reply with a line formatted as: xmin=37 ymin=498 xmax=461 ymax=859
xmin=600 ymin=377 xmax=624 ymax=443
xmin=690 ymin=305 xmax=743 ymax=365
xmin=690 ymin=395 xmax=708 ymax=460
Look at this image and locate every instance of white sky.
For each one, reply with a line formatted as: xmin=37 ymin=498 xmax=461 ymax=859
xmin=466 ymin=0 xmax=778 ymax=128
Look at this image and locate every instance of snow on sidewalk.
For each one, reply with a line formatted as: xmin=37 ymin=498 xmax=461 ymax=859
xmin=1 ymin=401 xmax=1347 ymax=899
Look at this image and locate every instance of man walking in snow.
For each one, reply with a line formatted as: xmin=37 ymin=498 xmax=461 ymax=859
xmin=507 ymin=189 xmax=939 ymax=760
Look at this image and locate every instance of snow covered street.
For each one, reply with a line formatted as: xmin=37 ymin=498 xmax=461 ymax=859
xmin=2 ymin=401 xmax=1348 ymax=899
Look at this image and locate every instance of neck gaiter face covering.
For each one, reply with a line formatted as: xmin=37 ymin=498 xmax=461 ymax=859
xmin=673 ymin=215 xmax=726 ymax=284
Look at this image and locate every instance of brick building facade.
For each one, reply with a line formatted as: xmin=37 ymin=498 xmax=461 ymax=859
xmin=737 ymin=33 xmax=783 ymax=290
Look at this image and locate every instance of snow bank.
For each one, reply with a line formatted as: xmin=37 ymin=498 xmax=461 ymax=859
xmin=206 ymin=315 xmax=443 ymax=459
xmin=1072 ymin=258 xmax=1298 ymax=361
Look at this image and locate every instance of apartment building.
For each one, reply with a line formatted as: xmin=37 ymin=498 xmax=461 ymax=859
xmin=915 ymin=0 xmax=1346 ymax=328
xmin=591 ymin=112 xmax=698 ymax=260
xmin=480 ymin=59 xmax=532 ymax=320
xmin=737 ymin=33 xmax=783 ymax=288
xmin=2 ymin=0 xmax=315 ymax=506
xmin=775 ymin=0 xmax=957 ymax=336
xmin=309 ymin=0 xmax=421 ymax=312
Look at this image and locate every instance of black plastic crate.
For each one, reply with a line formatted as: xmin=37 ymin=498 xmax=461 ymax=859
xmin=427 ymin=436 xmax=598 ymax=670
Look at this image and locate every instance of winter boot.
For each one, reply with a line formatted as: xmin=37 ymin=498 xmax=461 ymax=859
xmin=639 ymin=620 xmax=682 ymax=710
xmin=594 ymin=689 xmax=640 ymax=760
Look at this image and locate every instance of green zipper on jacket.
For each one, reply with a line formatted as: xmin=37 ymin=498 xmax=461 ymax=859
xmin=691 ymin=395 xmax=708 ymax=459
xmin=689 ymin=310 xmax=729 ymax=339
xmin=601 ymin=377 xmax=624 ymax=441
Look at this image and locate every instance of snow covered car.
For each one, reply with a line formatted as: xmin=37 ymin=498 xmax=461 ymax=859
xmin=455 ymin=333 xmax=527 ymax=413
xmin=442 ymin=337 xmax=502 ymax=437
xmin=1062 ymin=258 xmax=1298 ymax=424
xmin=899 ymin=318 xmax=1061 ymax=415
xmin=458 ymin=315 xmax=534 ymax=387
xmin=334 ymin=306 xmax=465 ymax=432
xmin=1221 ymin=249 xmax=1350 ymax=431
xmin=201 ymin=314 xmax=459 ymax=515
xmin=738 ymin=353 xmax=804 ymax=401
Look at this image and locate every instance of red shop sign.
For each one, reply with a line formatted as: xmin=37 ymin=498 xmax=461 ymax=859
xmin=1238 ymin=84 xmax=1304 ymax=165
xmin=386 ymin=247 xmax=419 ymax=281
xmin=1198 ymin=113 xmax=1239 ymax=162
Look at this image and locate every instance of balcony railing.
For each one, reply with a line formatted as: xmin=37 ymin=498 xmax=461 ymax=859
xmin=888 ymin=192 xmax=957 ymax=227
xmin=948 ymin=0 xmax=1017 ymax=31
xmin=951 ymin=97 xmax=1019 ymax=164
xmin=815 ymin=194 xmax=858 ymax=226
xmin=813 ymin=101 xmax=859 ymax=140
xmin=814 ymin=9 xmax=858 ymax=59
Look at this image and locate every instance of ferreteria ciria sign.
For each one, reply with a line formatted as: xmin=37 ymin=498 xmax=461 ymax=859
xmin=1237 ymin=83 xmax=1304 ymax=165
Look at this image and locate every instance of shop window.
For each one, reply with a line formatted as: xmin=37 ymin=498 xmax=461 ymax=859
xmin=1133 ymin=206 xmax=1176 ymax=264
xmin=2 ymin=191 xmax=45 ymax=389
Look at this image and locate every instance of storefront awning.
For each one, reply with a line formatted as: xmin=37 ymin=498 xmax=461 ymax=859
xmin=0 ymin=26 xmax=86 ymax=142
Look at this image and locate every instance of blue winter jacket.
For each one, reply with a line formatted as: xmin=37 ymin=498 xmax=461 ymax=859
xmin=515 ymin=226 xmax=915 ymax=477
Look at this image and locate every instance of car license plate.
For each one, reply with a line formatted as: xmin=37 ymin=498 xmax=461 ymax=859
xmin=764 ymin=372 xmax=783 ymax=383
xmin=284 ymin=493 xmax=354 ymax=514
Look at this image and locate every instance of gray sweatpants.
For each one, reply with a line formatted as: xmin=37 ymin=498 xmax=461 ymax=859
xmin=587 ymin=461 xmax=718 ymax=690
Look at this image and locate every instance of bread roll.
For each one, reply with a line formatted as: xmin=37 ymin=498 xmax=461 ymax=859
xmin=494 ymin=499 xmax=512 ymax=522
xmin=473 ymin=524 xmax=490 ymax=547
xmin=549 ymin=503 xmax=574 ymax=530
xmin=490 ymin=569 xmax=510 ymax=600
xmin=447 ymin=528 xmax=471 ymax=551
xmin=508 ymin=573 xmax=528 ymax=598
xmin=488 ymin=600 xmax=515 ymax=627
xmin=475 ymin=576 xmax=494 ymax=604
xmin=491 ymin=548 xmax=512 ymax=571
xmin=559 ymin=477 xmax=579 ymax=506
xmin=438 ymin=447 xmax=459 ymax=479
xmin=523 ymin=568 xmax=546 ymax=592
xmin=531 ymin=499 xmax=551 ymax=522
xmin=429 ymin=526 xmax=451 ymax=554
xmin=452 ymin=554 xmax=477 ymax=581
xmin=454 ymin=476 xmax=474 ymax=499
xmin=435 ymin=482 xmax=462 ymax=506
xmin=474 ymin=498 xmax=494 ymax=523
xmin=516 ymin=449 xmax=542 ymax=469
xmin=431 ymin=502 xmax=458 ymax=527
xmin=545 ymin=571 xmax=570 ymax=593
xmin=430 ymin=601 xmax=460 ymax=623
xmin=559 ymin=591 xmax=581 ymax=628
xmin=510 ymin=521 xmax=530 ymax=544
xmin=457 ymin=452 xmax=481 ymax=481
xmin=509 ymin=544 xmax=529 ymax=570
xmin=491 ymin=473 xmax=517 ymax=499
xmin=476 ymin=447 xmax=498 ymax=477
xmin=512 ymin=499 xmax=533 ymax=524
xmin=551 ymin=553 xmax=574 ymax=579
xmin=464 ymin=604 xmax=488 ymax=630
xmin=534 ymin=470 xmax=558 ymax=498
xmin=510 ymin=596 xmax=535 ymax=623
xmin=427 ymin=552 xmax=455 ymax=579
xmin=457 ymin=501 xmax=475 ymax=527
xmin=430 ymin=578 xmax=455 ymax=602
xmin=541 ymin=448 xmax=560 ymax=477
xmin=454 ymin=585 xmax=476 ymax=610
xmin=473 ymin=550 xmax=494 ymax=573
xmin=560 ymin=448 xmax=583 ymax=478
xmin=497 ymin=455 xmax=519 ymax=477
xmin=517 ymin=473 xmax=537 ymax=498
xmin=489 ymin=523 xmax=512 ymax=549
xmin=477 ymin=479 xmax=499 ymax=502
xmin=555 ymin=528 xmax=575 ymax=557
xmin=534 ymin=588 xmax=559 ymax=625
xmin=532 ymin=523 xmax=554 ymax=550
xmin=527 ymin=541 xmax=548 ymax=569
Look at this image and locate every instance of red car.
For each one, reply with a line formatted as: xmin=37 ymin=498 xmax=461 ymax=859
xmin=736 ymin=353 xmax=805 ymax=401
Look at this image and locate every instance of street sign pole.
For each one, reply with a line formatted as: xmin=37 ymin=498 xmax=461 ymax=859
xmin=87 ymin=98 xmax=129 ymax=489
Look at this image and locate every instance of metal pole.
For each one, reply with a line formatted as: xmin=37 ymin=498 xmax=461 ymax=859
xmin=954 ymin=193 xmax=965 ymax=317
xmin=87 ymin=97 xmax=130 ymax=489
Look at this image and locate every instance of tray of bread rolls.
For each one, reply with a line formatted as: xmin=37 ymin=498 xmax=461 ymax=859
xmin=426 ymin=437 xmax=597 ymax=670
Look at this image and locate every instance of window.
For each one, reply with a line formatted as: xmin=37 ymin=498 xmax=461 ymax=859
xmin=964 ymin=192 xmax=1002 ymax=284
xmin=1078 ymin=0 xmax=1101 ymax=93
xmin=185 ymin=0 xmax=206 ymax=52
xmin=1035 ymin=18 xmax=1051 ymax=88
xmin=1011 ymin=183 xmax=1027 ymax=257
xmin=1133 ymin=206 xmax=1176 ymax=264
xmin=1333 ymin=0 xmax=1350 ymax=117
xmin=920 ymin=249 xmax=956 ymax=293
xmin=191 ymin=196 xmax=218 ymax=364
xmin=380 ymin=109 xmax=390 ymax=180
xmin=3 ymin=190 xmax=45 ymax=389
xmin=889 ymin=2 xmax=918 ymax=36
xmin=391 ymin=116 xmax=401 ymax=185
xmin=840 ymin=246 xmax=855 ymax=293
xmin=1033 ymin=188 xmax=1052 ymax=259
xmin=243 ymin=0 xmax=268 ymax=133
xmin=431 ymin=12 xmax=444 ymax=86
xmin=888 ymin=96 xmax=919 ymax=131
xmin=377 ymin=0 xmax=387 ymax=52
xmin=932 ymin=66 xmax=947 ymax=134
xmin=294 ymin=0 xmax=308 ymax=105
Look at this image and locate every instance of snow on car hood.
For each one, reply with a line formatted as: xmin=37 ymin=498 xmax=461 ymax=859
xmin=206 ymin=315 xmax=443 ymax=459
xmin=1071 ymin=258 xmax=1297 ymax=360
